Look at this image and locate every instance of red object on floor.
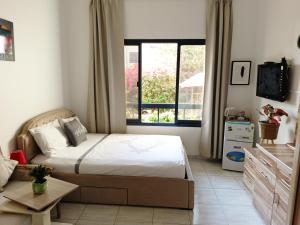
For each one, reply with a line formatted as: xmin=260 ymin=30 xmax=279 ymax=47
xmin=10 ymin=150 xmax=27 ymax=165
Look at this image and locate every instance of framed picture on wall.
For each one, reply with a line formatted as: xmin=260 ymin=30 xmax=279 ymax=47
xmin=0 ymin=18 xmax=15 ymax=61
xmin=230 ymin=61 xmax=251 ymax=85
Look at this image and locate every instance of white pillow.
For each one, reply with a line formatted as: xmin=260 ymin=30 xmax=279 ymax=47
xmin=29 ymin=120 xmax=69 ymax=157
xmin=59 ymin=117 xmax=88 ymax=133
xmin=0 ymin=156 xmax=18 ymax=191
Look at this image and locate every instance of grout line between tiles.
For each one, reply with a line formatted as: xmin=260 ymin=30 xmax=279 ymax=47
xmin=113 ymin=206 xmax=120 ymax=225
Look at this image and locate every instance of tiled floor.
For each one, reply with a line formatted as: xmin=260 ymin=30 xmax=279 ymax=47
xmin=53 ymin=158 xmax=266 ymax=225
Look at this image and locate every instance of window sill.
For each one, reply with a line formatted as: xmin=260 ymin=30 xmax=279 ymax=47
xmin=126 ymin=121 xmax=201 ymax=128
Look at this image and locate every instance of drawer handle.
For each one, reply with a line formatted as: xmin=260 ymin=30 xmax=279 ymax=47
xmin=260 ymin=171 xmax=269 ymax=180
xmin=280 ymin=178 xmax=290 ymax=189
xmin=274 ymin=193 xmax=280 ymax=205
xmin=247 ymin=156 xmax=253 ymax=161
xmin=261 ymin=158 xmax=272 ymax=168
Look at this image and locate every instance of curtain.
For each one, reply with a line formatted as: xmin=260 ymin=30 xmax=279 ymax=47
xmin=87 ymin=0 xmax=126 ymax=134
xmin=200 ymin=0 xmax=233 ymax=159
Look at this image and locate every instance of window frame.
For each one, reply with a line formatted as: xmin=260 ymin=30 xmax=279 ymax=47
xmin=125 ymin=39 xmax=206 ymax=127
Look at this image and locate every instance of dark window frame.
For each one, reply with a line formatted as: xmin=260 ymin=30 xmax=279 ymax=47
xmin=125 ymin=39 xmax=206 ymax=127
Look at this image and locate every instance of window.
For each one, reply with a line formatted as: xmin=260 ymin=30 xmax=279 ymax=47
xmin=124 ymin=39 xmax=206 ymax=127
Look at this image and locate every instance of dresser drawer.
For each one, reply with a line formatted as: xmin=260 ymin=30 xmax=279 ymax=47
xmin=253 ymin=178 xmax=273 ymax=225
xmin=272 ymin=183 xmax=288 ymax=225
xmin=256 ymin=160 xmax=276 ymax=192
xmin=276 ymin=163 xmax=292 ymax=191
xmin=243 ymin=167 xmax=255 ymax=193
xmin=245 ymin=151 xmax=257 ymax=171
xmin=258 ymin=149 xmax=277 ymax=174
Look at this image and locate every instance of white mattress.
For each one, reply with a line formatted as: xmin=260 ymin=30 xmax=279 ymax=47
xmin=31 ymin=134 xmax=186 ymax=179
xmin=80 ymin=134 xmax=186 ymax=178
xmin=31 ymin=134 xmax=107 ymax=173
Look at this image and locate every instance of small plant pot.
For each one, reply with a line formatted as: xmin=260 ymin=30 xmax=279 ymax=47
xmin=259 ymin=122 xmax=280 ymax=140
xmin=32 ymin=180 xmax=47 ymax=194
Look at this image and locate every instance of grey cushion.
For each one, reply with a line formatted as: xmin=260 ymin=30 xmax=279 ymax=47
xmin=64 ymin=119 xmax=87 ymax=146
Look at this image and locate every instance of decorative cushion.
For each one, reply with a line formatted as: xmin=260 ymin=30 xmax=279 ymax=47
xmin=64 ymin=119 xmax=87 ymax=146
xmin=29 ymin=119 xmax=69 ymax=157
xmin=59 ymin=117 xmax=87 ymax=133
xmin=0 ymin=156 xmax=18 ymax=192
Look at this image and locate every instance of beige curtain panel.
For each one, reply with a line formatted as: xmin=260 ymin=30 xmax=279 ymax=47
xmin=87 ymin=0 xmax=126 ymax=134
xmin=200 ymin=0 xmax=233 ymax=159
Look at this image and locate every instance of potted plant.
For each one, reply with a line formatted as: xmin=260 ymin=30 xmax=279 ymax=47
xmin=29 ymin=165 xmax=51 ymax=194
xmin=258 ymin=104 xmax=288 ymax=140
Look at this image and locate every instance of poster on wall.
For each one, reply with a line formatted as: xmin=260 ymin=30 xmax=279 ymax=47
xmin=230 ymin=61 xmax=251 ymax=85
xmin=0 ymin=18 xmax=15 ymax=61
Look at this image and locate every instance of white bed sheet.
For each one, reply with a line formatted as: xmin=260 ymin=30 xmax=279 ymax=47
xmin=79 ymin=134 xmax=186 ymax=179
xmin=31 ymin=134 xmax=107 ymax=173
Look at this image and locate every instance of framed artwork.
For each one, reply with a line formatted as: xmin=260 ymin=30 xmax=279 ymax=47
xmin=0 ymin=18 xmax=15 ymax=61
xmin=230 ymin=61 xmax=251 ymax=85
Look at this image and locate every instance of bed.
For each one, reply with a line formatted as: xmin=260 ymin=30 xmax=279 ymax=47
xmin=16 ymin=108 xmax=194 ymax=209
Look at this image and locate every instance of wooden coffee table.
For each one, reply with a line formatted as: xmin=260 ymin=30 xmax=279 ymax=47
xmin=0 ymin=177 xmax=78 ymax=225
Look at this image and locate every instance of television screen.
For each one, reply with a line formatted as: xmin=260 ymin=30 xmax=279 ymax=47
xmin=256 ymin=63 xmax=288 ymax=102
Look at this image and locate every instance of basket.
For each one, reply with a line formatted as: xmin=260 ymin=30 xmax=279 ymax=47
xmin=258 ymin=122 xmax=280 ymax=140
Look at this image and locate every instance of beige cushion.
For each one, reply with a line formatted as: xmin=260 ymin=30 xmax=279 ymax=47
xmin=29 ymin=119 xmax=69 ymax=157
xmin=0 ymin=157 xmax=18 ymax=191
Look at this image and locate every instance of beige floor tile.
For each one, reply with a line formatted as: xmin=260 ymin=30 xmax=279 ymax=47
xmin=76 ymin=219 xmax=114 ymax=225
xmin=201 ymin=161 xmax=222 ymax=171
xmin=153 ymin=208 xmax=190 ymax=225
xmin=190 ymin=205 xmax=228 ymax=225
xmin=116 ymin=222 xmax=152 ymax=225
xmin=215 ymin=189 xmax=253 ymax=206
xmin=194 ymin=189 xmax=220 ymax=205
xmin=208 ymin=176 xmax=242 ymax=189
xmin=52 ymin=218 xmax=77 ymax=224
xmin=58 ymin=203 xmax=86 ymax=220
xmin=153 ymin=223 xmax=189 ymax=225
xmin=79 ymin=204 xmax=118 ymax=223
xmin=194 ymin=176 xmax=213 ymax=189
xmin=222 ymin=205 xmax=266 ymax=225
xmin=205 ymin=169 xmax=243 ymax=177
xmin=116 ymin=206 xmax=153 ymax=223
xmin=234 ymin=177 xmax=247 ymax=189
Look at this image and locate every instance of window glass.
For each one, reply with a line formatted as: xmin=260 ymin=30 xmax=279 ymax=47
xmin=124 ymin=45 xmax=139 ymax=119
xmin=141 ymin=43 xmax=177 ymax=123
xmin=178 ymin=45 xmax=206 ymax=121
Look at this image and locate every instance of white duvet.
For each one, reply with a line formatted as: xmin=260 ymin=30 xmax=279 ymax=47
xmin=32 ymin=134 xmax=186 ymax=179
xmin=31 ymin=134 xmax=107 ymax=173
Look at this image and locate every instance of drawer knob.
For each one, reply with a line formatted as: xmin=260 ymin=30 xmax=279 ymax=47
xmin=274 ymin=193 xmax=280 ymax=205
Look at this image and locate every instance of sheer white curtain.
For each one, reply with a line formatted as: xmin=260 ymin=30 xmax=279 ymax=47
xmin=200 ymin=0 xmax=233 ymax=159
xmin=87 ymin=0 xmax=126 ymax=134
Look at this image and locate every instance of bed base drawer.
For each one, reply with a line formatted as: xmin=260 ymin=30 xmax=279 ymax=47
xmin=81 ymin=187 xmax=128 ymax=205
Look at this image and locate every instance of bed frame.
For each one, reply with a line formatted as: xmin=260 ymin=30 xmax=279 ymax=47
xmin=16 ymin=108 xmax=194 ymax=209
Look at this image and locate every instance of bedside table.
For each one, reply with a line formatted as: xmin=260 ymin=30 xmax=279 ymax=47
xmin=0 ymin=177 xmax=78 ymax=225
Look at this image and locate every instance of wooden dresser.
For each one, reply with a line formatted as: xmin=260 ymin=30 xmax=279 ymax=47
xmin=243 ymin=144 xmax=294 ymax=225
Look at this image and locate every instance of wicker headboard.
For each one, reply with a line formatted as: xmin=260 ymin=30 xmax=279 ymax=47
xmin=16 ymin=108 xmax=75 ymax=162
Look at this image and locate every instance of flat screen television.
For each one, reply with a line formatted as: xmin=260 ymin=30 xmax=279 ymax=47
xmin=256 ymin=58 xmax=289 ymax=102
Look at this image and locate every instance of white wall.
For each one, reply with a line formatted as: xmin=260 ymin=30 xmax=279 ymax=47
xmin=227 ymin=0 xmax=258 ymax=117
xmin=124 ymin=0 xmax=206 ymax=39
xmin=251 ymin=0 xmax=300 ymax=143
xmin=0 ymin=0 xmax=67 ymax=155
xmin=59 ymin=0 xmax=90 ymax=124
